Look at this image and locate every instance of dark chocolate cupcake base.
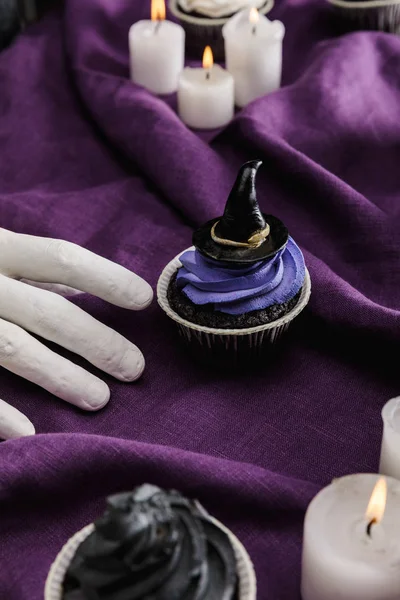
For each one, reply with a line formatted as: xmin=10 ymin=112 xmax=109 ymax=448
xmin=167 ymin=271 xmax=302 ymax=330
xmin=327 ymin=0 xmax=400 ymax=34
xmin=157 ymin=250 xmax=311 ymax=369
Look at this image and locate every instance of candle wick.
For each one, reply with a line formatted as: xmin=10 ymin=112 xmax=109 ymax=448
xmin=366 ymin=518 xmax=377 ymax=537
xmin=252 ymin=25 xmax=257 ymax=35
xmin=154 ymin=19 xmax=162 ymax=33
xmin=206 ymin=70 xmax=211 ymax=80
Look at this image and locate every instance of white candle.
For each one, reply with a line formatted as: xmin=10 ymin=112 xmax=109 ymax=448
xmin=223 ymin=7 xmax=285 ymax=108
xmin=129 ymin=0 xmax=185 ymax=95
xmin=380 ymin=397 xmax=400 ymax=480
xmin=301 ymin=474 xmax=400 ymax=600
xmin=177 ymin=46 xmax=234 ymax=130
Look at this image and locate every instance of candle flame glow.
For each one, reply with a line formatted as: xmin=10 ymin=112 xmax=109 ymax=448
xmin=365 ymin=477 xmax=387 ymax=525
xmin=151 ymin=0 xmax=166 ymax=21
xmin=202 ymin=46 xmax=214 ymax=70
xmin=249 ymin=7 xmax=259 ymax=24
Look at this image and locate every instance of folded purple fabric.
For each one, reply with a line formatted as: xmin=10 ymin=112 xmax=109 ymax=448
xmin=0 ymin=1 xmax=399 ymax=599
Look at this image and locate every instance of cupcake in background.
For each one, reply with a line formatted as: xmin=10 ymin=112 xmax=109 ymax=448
xmin=326 ymin=0 xmax=400 ymax=34
xmin=45 ymin=484 xmax=256 ymax=600
xmin=169 ymin=0 xmax=274 ymax=60
xmin=157 ymin=160 xmax=311 ymax=367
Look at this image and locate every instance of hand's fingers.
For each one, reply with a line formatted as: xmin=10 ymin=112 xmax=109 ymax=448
xmin=0 ymin=275 xmax=144 ymax=382
xmin=0 ymin=398 xmax=35 ymax=440
xmin=0 ymin=228 xmax=153 ymax=310
xmin=21 ymin=279 xmax=83 ymax=297
xmin=0 ymin=318 xmax=110 ymax=411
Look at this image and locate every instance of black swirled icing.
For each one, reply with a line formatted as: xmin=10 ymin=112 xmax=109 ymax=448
xmin=63 ymin=484 xmax=238 ymax=600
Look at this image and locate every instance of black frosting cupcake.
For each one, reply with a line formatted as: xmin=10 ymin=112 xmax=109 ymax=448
xmin=61 ymin=485 xmax=240 ymax=600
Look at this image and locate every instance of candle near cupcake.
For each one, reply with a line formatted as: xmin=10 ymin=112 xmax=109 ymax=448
xmin=223 ymin=7 xmax=285 ymax=107
xmin=128 ymin=0 xmax=285 ymax=127
xmin=301 ymin=474 xmax=400 ymax=600
xmin=177 ymin=45 xmax=234 ymax=129
xmin=379 ymin=396 xmax=400 ymax=480
xmin=129 ymin=0 xmax=185 ymax=94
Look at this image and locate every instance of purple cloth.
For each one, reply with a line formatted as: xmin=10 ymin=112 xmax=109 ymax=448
xmin=177 ymin=238 xmax=305 ymax=314
xmin=0 ymin=1 xmax=399 ymax=599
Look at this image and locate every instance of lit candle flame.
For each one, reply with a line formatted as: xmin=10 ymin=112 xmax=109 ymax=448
xmin=365 ymin=477 xmax=387 ymax=526
xmin=151 ymin=0 xmax=166 ymax=21
xmin=202 ymin=46 xmax=214 ymax=70
xmin=249 ymin=7 xmax=259 ymax=24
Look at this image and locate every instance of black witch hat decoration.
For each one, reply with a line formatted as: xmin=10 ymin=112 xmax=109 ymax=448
xmin=193 ymin=160 xmax=288 ymax=264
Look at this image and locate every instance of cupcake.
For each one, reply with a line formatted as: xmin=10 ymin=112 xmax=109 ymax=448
xmin=169 ymin=0 xmax=274 ymax=60
xmin=45 ymin=484 xmax=256 ymax=600
xmin=0 ymin=0 xmax=20 ymax=51
xmin=157 ymin=160 xmax=311 ymax=367
xmin=326 ymin=0 xmax=400 ymax=34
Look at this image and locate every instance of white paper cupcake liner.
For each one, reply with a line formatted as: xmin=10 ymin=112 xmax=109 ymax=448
xmin=45 ymin=518 xmax=256 ymax=600
xmin=327 ymin=0 xmax=400 ymax=32
xmin=45 ymin=524 xmax=94 ymax=600
xmin=169 ymin=0 xmax=274 ymax=60
xmin=157 ymin=247 xmax=311 ymax=365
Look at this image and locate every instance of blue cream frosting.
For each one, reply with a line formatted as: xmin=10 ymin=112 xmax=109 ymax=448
xmin=177 ymin=237 xmax=306 ymax=315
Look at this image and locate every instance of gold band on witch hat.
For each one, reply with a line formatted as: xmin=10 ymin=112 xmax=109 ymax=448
xmin=210 ymin=221 xmax=270 ymax=249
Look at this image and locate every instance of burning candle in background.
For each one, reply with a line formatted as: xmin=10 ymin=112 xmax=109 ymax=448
xmin=203 ymin=45 xmax=213 ymax=80
xmin=365 ymin=476 xmax=387 ymax=534
xmin=301 ymin=474 xmax=400 ymax=600
xmin=129 ymin=0 xmax=185 ymax=94
xmin=177 ymin=46 xmax=234 ymax=130
xmin=379 ymin=396 xmax=400 ymax=480
xmin=249 ymin=7 xmax=260 ymax=33
xmin=223 ymin=7 xmax=285 ymax=108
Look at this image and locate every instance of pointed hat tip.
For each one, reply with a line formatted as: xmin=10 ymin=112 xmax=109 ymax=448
xmin=237 ymin=160 xmax=262 ymax=176
xmin=219 ymin=159 xmax=265 ymax=243
xmin=243 ymin=159 xmax=262 ymax=169
xmin=192 ymin=158 xmax=289 ymax=263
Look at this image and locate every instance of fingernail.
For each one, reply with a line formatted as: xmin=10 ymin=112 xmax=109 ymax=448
xmin=21 ymin=420 xmax=35 ymax=436
xmin=83 ymin=379 xmax=111 ymax=411
xmin=0 ymin=414 xmax=35 ymax=440
xmin=117 ymin=347 xmax=145 ymax=382
xmin=131 ymin=282 xmax=153 ymax=309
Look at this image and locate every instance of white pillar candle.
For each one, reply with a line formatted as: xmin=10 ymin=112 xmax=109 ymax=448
xmin=129 ymin=0 xmax=185 ymax=95
xmin=301 ymin=474 xmax=400 ymax=600
xmin=380 ymin=397 xmax=400 ymax=479
xmin=177 ymin=46 xmax=234 ymax=130
xmin=223 ymin=7 xmax=285 ymax=108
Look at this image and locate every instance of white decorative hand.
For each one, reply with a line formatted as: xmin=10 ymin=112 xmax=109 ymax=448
xmin=0 ymin=228 xmax=153 ymax=440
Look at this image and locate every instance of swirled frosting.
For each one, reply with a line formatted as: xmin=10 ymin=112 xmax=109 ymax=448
xmin=177 ymin=237 xmax=305 ymax=315
xmin=178 ymin=0 xmax=266 ymax=18
xmin=63 ymin=485 xmax=238 ymax=600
